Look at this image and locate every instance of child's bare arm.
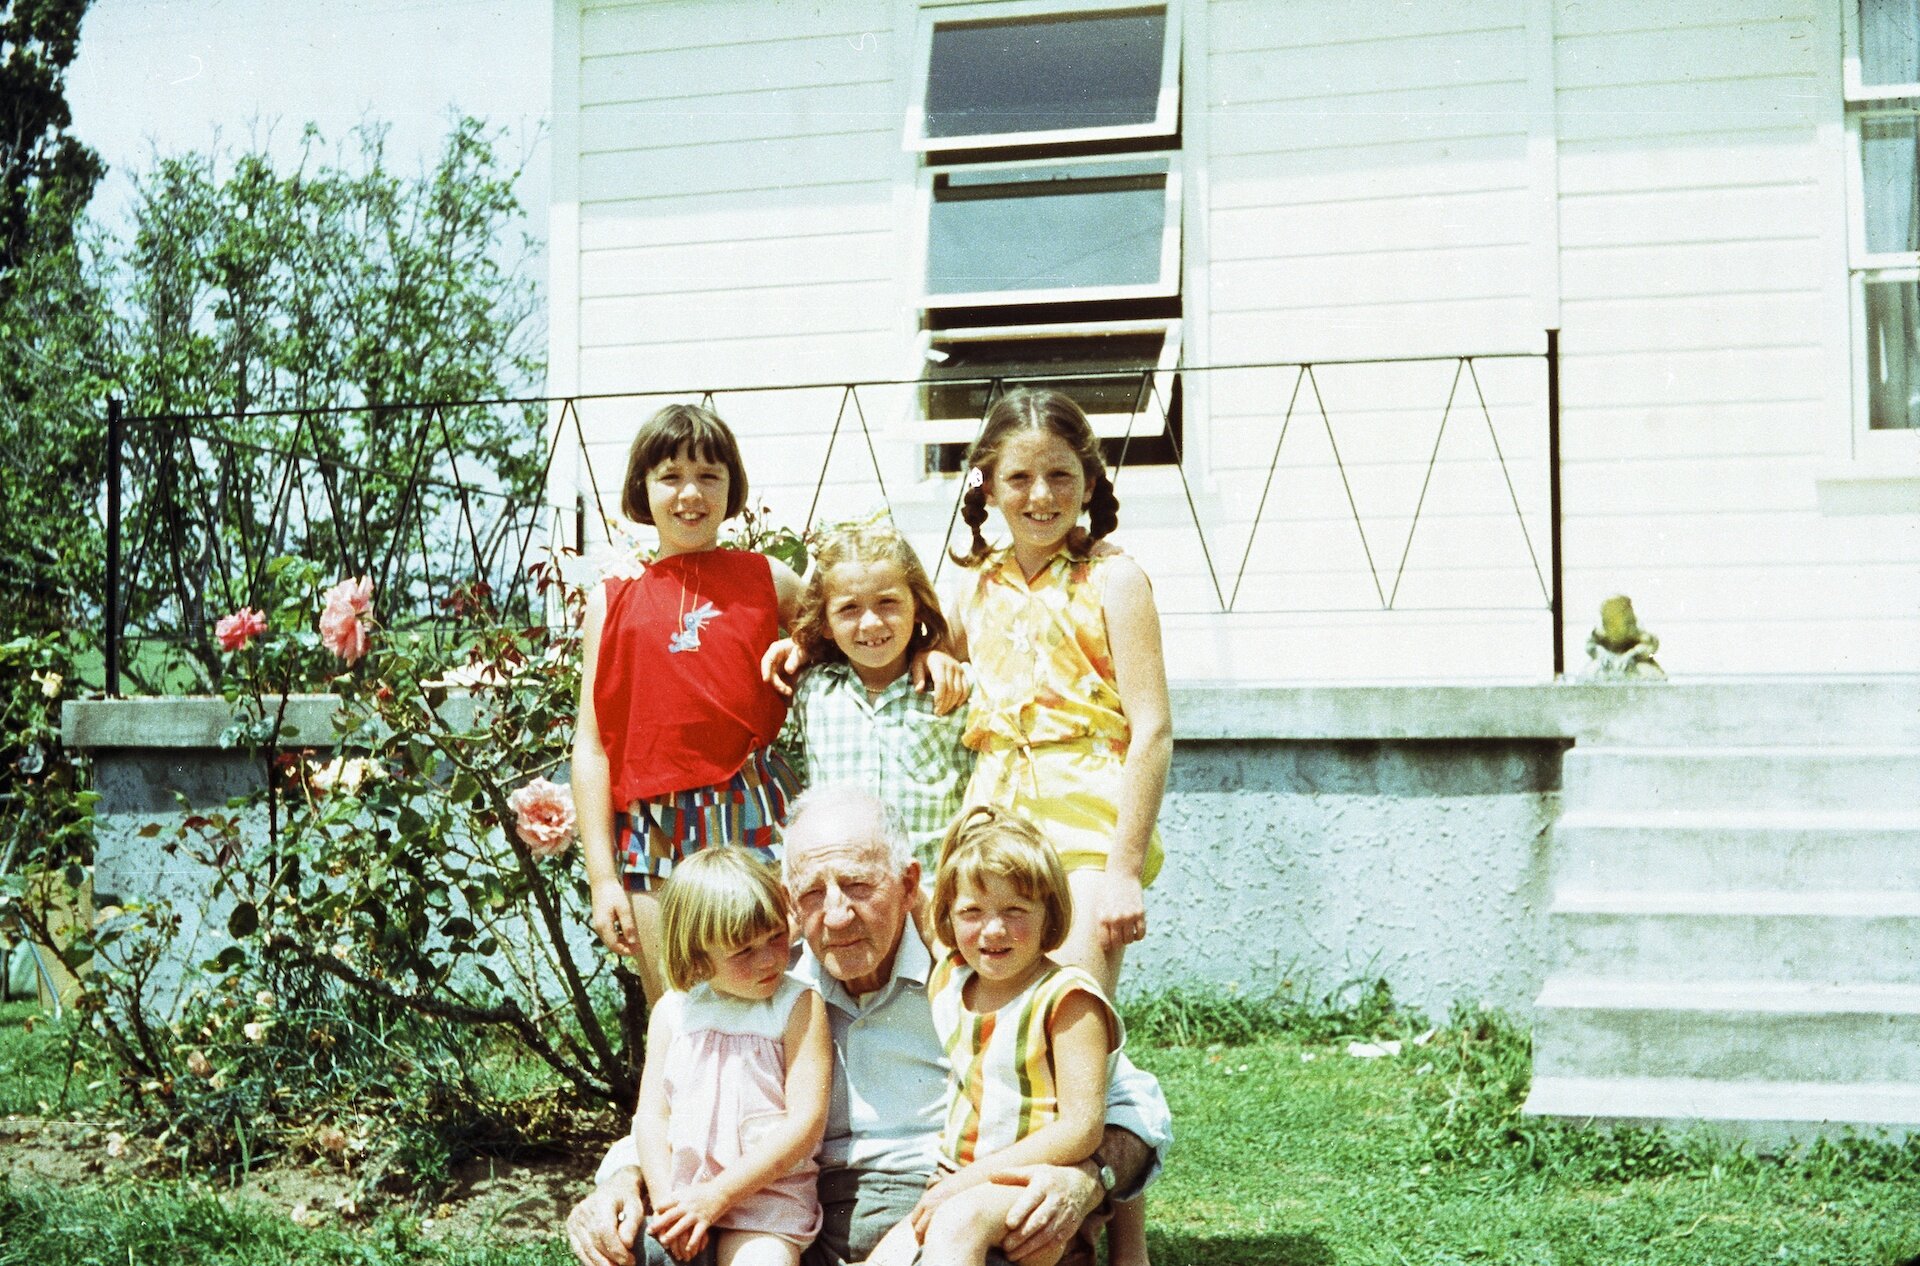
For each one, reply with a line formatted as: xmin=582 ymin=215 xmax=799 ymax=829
xmin=631 ymin=1001 xmax=677 ymax=1210
xmin=1098 ymin=558 xmax=1170 ymax=947
xmin=574 ymin=585 xmax=635 ymax=955
xmin=911 ymin=991 xmax=1111 ymax=1234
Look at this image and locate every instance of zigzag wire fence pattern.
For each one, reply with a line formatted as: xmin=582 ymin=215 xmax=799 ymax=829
xmin=102 ymin=344 xmax=1557 ymax=693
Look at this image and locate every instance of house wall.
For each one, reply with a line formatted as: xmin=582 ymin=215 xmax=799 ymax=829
xmin=552 ymin=0 xmax=1920 ymax=682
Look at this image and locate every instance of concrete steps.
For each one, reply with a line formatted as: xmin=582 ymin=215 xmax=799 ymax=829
xmin=1525 ymin=736 xmax=1920 ymax=1144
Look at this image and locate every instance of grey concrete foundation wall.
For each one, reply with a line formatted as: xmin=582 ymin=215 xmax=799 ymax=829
xmin=1133 ymin=739 xmax=1561 ymax=1017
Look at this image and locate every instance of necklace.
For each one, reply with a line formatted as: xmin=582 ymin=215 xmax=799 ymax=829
xmin=665 ymin=553 xmax=718 ymax=653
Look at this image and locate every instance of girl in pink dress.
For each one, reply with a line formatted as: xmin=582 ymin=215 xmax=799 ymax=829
xmin=632 ymin=847 xmax=831 ymax=1265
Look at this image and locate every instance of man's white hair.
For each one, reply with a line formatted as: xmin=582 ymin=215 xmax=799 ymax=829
xmin=781 ymin=783 xmax=916 ymax=879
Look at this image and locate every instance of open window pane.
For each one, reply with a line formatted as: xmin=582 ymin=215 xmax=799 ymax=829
xmin=927 ymin=159 xmax=1173 ymax=303
xmin=921 ymin=323 xmax=1182 ymax=470
xmin=1863 ymin=115 xmax=1920 ymax=255
xmin=924 ymin=8 xmax=1169 ymax=143
xmin=1865 ymin=276 xmax=1920 ymax=429
xmin=1860 ymin=0 xmax=1920 ymax=87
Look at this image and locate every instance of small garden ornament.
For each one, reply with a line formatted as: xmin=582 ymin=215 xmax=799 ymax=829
xmin=1583 ymin=594 xmax=1665 ymax=680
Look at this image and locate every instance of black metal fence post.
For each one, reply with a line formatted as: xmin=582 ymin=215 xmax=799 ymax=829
xmin=105 ymin=399 xmax=124 ymax=698
xmin=1546 ymin=330 xmax=1564 ymax=679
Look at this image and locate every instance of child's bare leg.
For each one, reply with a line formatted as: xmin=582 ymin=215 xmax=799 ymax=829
xmin=716 ymin=1229 xmax=801 ymax=1266
xmin=922 ymin=1184 xmax=1067 ymax=1266
xmin=627 ymin=888 xmax=667 ymax=1005
xmin=859 ymin=1216 xmax=920 ymax=1266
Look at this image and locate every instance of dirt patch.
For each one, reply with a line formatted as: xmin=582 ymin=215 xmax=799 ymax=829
xmin=0 ymin=1114 xmax=602 ymax=1242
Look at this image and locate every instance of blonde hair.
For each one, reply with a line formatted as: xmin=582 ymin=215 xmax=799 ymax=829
xmin=931 ymin=806 xmax=1071 ymax=955
xmin=791 ymin=517 xmax=950 ymax=669
xmin=659 ymin=847 xmax=790 ymax=992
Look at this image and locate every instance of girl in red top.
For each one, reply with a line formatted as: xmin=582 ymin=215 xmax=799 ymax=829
xmin=574 ymin=404 xmax=805 ymax=1004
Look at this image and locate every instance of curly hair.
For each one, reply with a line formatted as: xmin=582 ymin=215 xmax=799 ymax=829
xmin=790 ymin=516 xmax=949 ymax=670
xmin=620 ymin=402 xmax=749 ymax=525
xmin=950 ymin=388 xmax=1119 ymax=568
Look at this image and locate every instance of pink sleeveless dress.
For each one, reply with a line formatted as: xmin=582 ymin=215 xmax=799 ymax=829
xmin=656 ymin=974 xmax=822 ymax=1244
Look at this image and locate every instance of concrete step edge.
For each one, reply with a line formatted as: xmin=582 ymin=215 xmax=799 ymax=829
xmin=1523 ymin=1076 xmax=1920 ymax=1125
xmin=1551 ymin=889 xmax=1920 ymax=917
xmin=1535 ymin=977 xmax=1920 ymax=1015
xmin=1565 ymin=745 xmax=1920 ymax=760
xmin=1555 ymin=808 xmax=1920 ymax=833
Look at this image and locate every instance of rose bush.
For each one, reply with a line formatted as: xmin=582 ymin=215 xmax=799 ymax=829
xmin=37 ymin=551 xmax=642 ymax=1191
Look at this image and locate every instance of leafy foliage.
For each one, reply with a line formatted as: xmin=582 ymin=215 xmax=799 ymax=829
xmin=111 ymin=118 xmax=546 ymax=691
xmin=24 ymin=554 xmax=634 ymax=1193
xmin=0 ymin=0 xmax=102 ymax=283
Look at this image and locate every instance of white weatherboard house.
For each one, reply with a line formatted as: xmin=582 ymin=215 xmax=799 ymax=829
xmin=544 ymin=2 xmax=1920 ymax=1139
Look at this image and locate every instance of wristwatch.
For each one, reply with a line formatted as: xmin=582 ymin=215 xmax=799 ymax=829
xmin=1089 ymin=1147 xmax=1118 ymax=1209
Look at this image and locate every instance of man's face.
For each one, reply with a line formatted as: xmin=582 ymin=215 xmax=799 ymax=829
xmin=785 ymin=802 xmax=919 ymax=996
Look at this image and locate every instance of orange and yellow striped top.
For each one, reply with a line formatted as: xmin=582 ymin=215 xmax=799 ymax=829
xmin=929 ymin=952 xmax=1122 ymax=1168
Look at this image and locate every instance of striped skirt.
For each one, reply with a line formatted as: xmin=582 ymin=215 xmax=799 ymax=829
xmin=618 ymin=745 xmax=799 ymax=892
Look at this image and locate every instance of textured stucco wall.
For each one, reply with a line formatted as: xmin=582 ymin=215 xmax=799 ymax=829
xmin=1132 ymin=739 xmax=1563 ymax=1018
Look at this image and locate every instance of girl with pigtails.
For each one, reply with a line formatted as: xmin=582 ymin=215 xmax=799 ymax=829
xmin=945 ymin=388 xmax=1170 ymax=1266
xmin=946 ymin=386 xmax=1170 ymax=998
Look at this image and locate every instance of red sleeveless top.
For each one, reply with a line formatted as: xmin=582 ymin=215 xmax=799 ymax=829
xmin=594 ymin=549 xmax=789 ymax=804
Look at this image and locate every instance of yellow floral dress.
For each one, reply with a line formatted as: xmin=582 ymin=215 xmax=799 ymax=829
xmin=955 ymin=547 xmax=1164 ymax=885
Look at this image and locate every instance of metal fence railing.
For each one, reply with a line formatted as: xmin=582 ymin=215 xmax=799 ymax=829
xmin=102 ymin=332 xmax=1564 ymax=692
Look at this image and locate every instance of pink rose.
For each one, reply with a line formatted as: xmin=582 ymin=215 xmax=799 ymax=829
xmin=215 ymin=607 xmax=268 ymax=652
xmin=318 ymin=577 xmax=374 ymax=664
xmin=507 ymin=777 xmax=576 ymax=859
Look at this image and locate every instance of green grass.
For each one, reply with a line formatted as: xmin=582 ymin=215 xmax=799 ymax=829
xmin=0 ymin=1180 xmax=569 ymax=1265
xmin=1147 ymin=1036 xmax=1920 ymax=1265
xmin=4 ymin=994 xmax=1919 ymax=1265
xmin=0 ymin=1000 xmax=104 ymax=1115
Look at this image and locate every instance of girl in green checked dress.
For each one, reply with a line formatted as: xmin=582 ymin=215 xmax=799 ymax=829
xmin=784 ymin=518 xmax=974 ymax=868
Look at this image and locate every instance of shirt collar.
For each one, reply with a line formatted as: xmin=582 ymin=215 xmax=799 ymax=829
xmin=794 ymin=916 xmax=934 ymax=1016
xmin=990 ymin=544 xmax=1074 ymax=589
xmin=817 ymin=659 xmax=917 ymax=708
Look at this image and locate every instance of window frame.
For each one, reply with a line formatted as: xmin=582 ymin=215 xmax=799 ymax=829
xmin=915 ymin=317 xmax=1183 ymax=443
xmin=915 ymin=151 xmax=1184 ymax=309
xmin=905 ymin=0 xmax=1182 ymax=155
xmin=1840 ymin=0 xmax=1920 ymax=444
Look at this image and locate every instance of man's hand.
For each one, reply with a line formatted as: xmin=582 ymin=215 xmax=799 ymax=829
xmin=566 ymin=1167 xmax=646 ymax=1266
xmin=761 ymin=637 xmax=806 ymax=697
xmin=988 ymin=1162 xmax=1102 ymax=1263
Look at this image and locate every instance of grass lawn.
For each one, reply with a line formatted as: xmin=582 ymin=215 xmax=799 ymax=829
xmin=2 ymin=1001 xmax=1916 ymax=1265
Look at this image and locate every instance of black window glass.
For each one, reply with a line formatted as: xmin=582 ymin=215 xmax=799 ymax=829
xmin=925 ymin=9 xmax=1166 ymax=139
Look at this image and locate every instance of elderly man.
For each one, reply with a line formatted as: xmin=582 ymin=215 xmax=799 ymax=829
xmin=568 ymin=784 xmax=1171 ymax=1266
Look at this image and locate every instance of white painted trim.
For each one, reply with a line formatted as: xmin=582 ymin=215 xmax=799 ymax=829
xmin=1524 ymin=0 xmax=1561 ymax=332
xmin=549 ymin=0 xmax=585 ymax=515
xmin=919 ymin=153 xmax=1182 ymax=306
xmin=907 ymin=0 xmax=1180 ymax=152
xmin=1178 ymin=0 xmax=1211 ymax=489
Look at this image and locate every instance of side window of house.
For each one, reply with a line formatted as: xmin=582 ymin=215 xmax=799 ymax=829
xmin=1846 ymin=0 xmax=1920 ymax=432
xmin=908 ymin=1 xmax=1184 ymax=472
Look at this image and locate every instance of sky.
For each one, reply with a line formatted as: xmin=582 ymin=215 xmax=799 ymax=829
xmin=63 ymin=0 xmax=553 ymax=265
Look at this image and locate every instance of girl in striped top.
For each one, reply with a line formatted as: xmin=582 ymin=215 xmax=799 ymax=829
xmin=864 ymin=805 xmax=1121 ymax=1266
